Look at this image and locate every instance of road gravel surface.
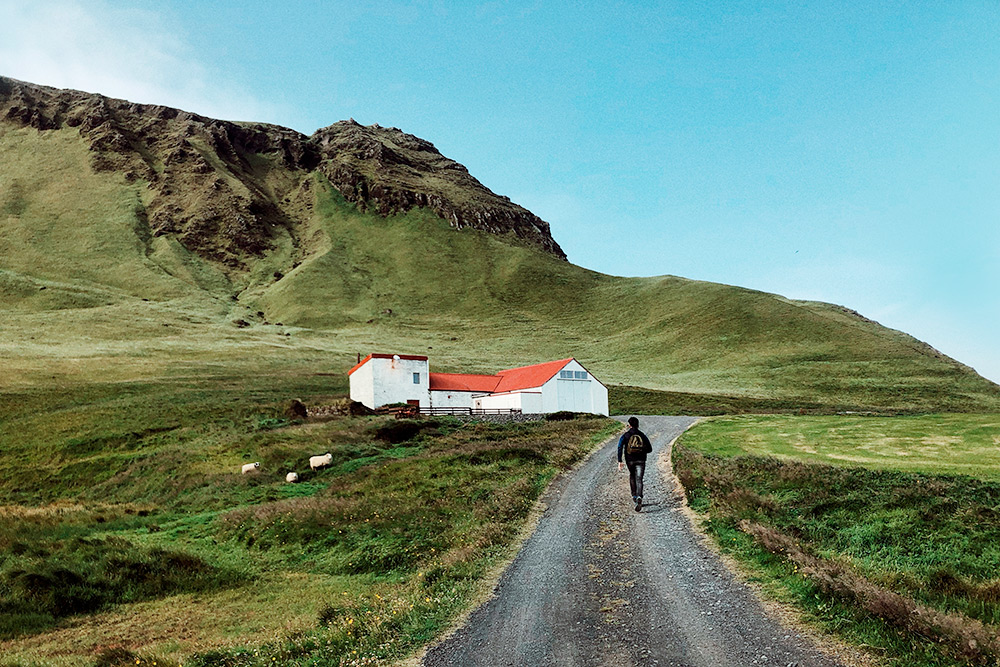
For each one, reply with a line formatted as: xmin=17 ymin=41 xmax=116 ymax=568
xmin=422 ymin=416 xmax=845 ymax=667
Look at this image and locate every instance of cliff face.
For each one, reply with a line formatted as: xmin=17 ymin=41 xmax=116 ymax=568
xmin=0 ymin=76 xmax=565 ymax=268
xmin=313 ymin=121 xmax=565 ymax=258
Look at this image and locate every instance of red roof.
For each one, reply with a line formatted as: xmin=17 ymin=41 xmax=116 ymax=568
xmin=347 ymin=353 xmax=429 ymax=376
xmin=429 ymin=373 xmax=502 ymax=392
xmin=494 ymin=358 xmax=573 ymax=392
xmin=428 ymin=360 xmax=574 ymax=393
xmin=351 ymin=354 xmax=583 ymax=393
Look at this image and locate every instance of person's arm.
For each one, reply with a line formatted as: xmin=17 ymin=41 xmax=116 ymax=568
xmin=617 ymin=432 xmax=626 ymax=469
xmin=643 ymin=432 xmax=652 ymax=453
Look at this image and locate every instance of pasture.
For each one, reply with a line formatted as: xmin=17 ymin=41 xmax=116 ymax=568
xmin=0 ymin=366 xmax=618 ymax=666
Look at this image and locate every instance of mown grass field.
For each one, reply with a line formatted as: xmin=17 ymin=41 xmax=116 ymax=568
xmin=682 ymin=414 xmax=1000 ymax=477
xmin=675 ymin=415 xmax=1000 ymax=666
xmin=0 ymin=369 xmax=619 ymax=666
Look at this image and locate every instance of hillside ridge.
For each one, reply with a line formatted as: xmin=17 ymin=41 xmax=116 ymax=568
xmin=0 ymin=75 xmax=565 ymax=267
xmin=2 ymin=75 xmax=998 ymax=413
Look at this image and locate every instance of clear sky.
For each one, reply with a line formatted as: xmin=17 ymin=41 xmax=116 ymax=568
xmin=2 ymin=1 xmax=997 ymax=383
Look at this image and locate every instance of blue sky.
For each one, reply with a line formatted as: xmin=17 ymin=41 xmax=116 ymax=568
xmin=2 ymin=1 xmax=997 ymax=383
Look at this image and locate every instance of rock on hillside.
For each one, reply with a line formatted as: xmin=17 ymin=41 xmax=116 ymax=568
xmin=0 ymin=76 xmax=565 ymax=268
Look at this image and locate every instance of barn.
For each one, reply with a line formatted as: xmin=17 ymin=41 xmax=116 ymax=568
xmin=348 ymin=354 xmax=609 ymax=416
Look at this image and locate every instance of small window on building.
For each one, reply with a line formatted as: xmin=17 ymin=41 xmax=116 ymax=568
xmin=575 ymin=371 xmax=588 ymax=379
xmin=413 ymin=372 xmax=420 ymax=384
xmin=559 ymin=370 xmax=574 ymax=379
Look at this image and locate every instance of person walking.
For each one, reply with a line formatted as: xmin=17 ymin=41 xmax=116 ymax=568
xmin=617 ymin=416 xmax=652 ymax=511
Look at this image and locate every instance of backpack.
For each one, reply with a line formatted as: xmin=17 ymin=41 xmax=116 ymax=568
xmin=625 ymin=432 xmax=645 ymax=455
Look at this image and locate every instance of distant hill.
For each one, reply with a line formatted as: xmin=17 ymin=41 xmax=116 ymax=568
xmin=2 ymin=75 xmax=998 ymax=413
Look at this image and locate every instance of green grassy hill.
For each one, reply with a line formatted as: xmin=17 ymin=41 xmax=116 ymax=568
xmin=2 ymin=75 xmax=1000 ymax=414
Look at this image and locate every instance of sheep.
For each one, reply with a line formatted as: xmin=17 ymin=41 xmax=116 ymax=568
xmin=285 ymin=472 xmax=299 ymax=483
xmin=309 ymin=452 xmax=333 ymax=471
xmin=241 ymin=462 xmax=260 ymax=474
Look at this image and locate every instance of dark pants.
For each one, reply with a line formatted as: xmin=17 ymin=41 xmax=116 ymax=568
xmin=626 ymin=459 xmax=646 ymax=500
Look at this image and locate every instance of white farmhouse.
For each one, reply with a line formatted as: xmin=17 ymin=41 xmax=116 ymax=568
xmin=347 ymin=353 xmax=430 ymax=410
xmin=348 ymin=355 xmax=609 ymax=416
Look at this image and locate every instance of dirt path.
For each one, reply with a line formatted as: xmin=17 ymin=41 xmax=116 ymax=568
xmin=422 ymin=416 xmax=845 ymax=667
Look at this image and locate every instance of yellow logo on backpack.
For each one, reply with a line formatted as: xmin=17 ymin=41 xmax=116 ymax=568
xmin=625 ymin=433 xmax=645 ymax=455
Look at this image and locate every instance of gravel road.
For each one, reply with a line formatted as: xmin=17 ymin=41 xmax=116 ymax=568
xmin=422 ymin=416 xmax=845 ymax=667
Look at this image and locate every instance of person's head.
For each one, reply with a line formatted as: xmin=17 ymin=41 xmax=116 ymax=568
xmin=628 ymin=416 xmax=639 ymax=428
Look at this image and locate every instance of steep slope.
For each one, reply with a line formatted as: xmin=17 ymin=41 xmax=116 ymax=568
xmin=0 ymin=75 xmax=564 ymax=271
xmin=1 ymin=76 xmax=998 ymax=412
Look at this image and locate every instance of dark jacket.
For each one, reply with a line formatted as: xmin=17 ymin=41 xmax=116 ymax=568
xmin=617 ymin=427 xmax=652 ymax=462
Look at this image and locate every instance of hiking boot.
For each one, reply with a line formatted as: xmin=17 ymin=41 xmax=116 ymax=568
xmin=634 ymin=497 xmax=642 ymax=512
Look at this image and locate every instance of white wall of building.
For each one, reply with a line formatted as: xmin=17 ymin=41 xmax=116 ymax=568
xmin=350 ymin=356 xmax=430 ymax=409
xmin=429 ymin=390 xmax=476 ymax=409
xmin=591 ymin=379 xmax=610 ymax=416
xmin=476 ymin=391 xmax=542 ymax=413
xmin=349 ymin=361 xmax=375 ymax=409
xmin=538 ymin=360 xmax=609 ymax=415
xmin=520 ymin=391 xmax=544 ymax=413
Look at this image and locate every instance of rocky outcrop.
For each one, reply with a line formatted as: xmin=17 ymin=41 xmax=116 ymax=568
xmin=312 ymin=120 xmax=565 ymax=258
xmin=0 ymin=76 xmax=565 ymax=267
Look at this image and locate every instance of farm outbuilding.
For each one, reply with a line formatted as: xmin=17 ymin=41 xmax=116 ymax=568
xmin=348 ymin=355 xmax=609 ymax=416
xmin=347 ymin=353 xmax=430 ymax=410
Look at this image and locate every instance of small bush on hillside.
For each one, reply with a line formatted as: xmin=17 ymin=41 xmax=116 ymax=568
xmin=93 ymin=648 xmax=138 ymax=667
xmin=545 ymin=410 xmax=599 ymax=422
xmin=285 ymin=399 xmax=308 ymax=419
xmin=372 ymin=419 xmax=440 ymax=444
xmin=317 ymin=602 xmax=343 ymax=626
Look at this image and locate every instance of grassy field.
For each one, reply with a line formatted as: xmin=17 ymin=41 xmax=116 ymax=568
xmin=0 ymin=369 xmax=619 ymax=666
xmin=681 ymin=414 xmax=1000 ymax=477
xmin=675 ymin=415 xmax=1000 ymax=666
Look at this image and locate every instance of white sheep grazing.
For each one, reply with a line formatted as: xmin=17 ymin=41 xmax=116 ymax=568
xmin=285 ymin=472 xmax=299 ymax=483
xmin=309 ymin=452 xmax=333 ymax=470
xmin=241 ymin=462 xmax=261 ymax=474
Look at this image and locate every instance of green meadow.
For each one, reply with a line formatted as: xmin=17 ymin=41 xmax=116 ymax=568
xmin=681 ymin=414 xmax=1000 ymax=478
xmin=675 ymin=415 xmax=1000 ymax=666
xmin=0 ymin=368 xmax=618 ymax=665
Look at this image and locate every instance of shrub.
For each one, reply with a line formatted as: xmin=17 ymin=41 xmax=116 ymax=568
xmin=544 ymin=411 xmax=580 ymax=421
xmin=318 ymin=603 xmax=342 ymax=626
xmin=285 ymin=399 xmax=308 ymax=419
xmin=93 ymin=648 xmax=138 ymax=667
xmin=372 ymin=419 xmax=440 ymax=444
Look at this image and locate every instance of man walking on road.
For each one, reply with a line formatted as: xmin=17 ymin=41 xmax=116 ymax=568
xmin=618 ymin=416 xmax=652 ymax=511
